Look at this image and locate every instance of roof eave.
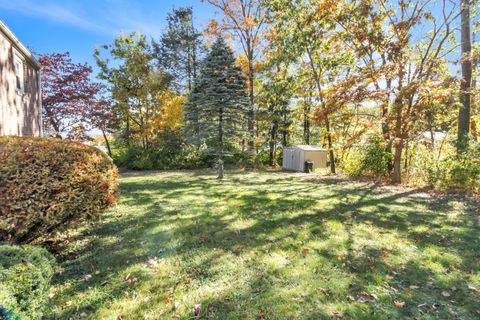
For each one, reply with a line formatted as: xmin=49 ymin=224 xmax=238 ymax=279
xmin=0 ymin=19 xmax=41 ymax=70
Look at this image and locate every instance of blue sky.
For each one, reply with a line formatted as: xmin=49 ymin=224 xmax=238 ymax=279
xmin=0 ymin=0 xmax=213 ymax=71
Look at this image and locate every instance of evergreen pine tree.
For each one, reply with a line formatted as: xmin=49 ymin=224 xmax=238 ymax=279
xmin=186 ymin=37 xmax=249 ymax=178
xmin=184 ymin=77 xmax=203 ymax=146
xmin=152 ymin=7 xmax=202 ymax=94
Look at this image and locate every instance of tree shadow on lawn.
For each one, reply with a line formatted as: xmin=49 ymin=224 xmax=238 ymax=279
xmin=47 ymin=172 xmax=480 ymax=319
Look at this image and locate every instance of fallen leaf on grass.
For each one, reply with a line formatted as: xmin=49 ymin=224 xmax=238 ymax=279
xmin=303 ymin=248 xmax=309 ymax=254
xmin=124 ymin=273 xmax=137 ymax=285
xmin=468 ymin=284 xmax=479 ymax=292
xmin=164 ymin=295 xmax=173 ymax=304
xmin=193 ymin=304 xmax=202 ymax=317
xmin=393 ymin=299 xmax=405 ymax=308
xmin=357 ymin=292 xmax=377 ymax=303
xmin=258 ymin=310 xmax=266 ymax=319
xmin=146 ymin=256 xmax=158 ymax=270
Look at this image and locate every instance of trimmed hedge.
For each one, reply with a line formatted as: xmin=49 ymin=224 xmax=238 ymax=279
xmin=0 ymin=245 xmax=56 ymax=320
xmin=0 ymin=136 xmax=119 ymax=244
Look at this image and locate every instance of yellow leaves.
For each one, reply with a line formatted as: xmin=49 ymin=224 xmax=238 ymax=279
xmin=148 ymin=90 xmax=185 ymax=134
xmin=158 ymin=91 xmax=185 ymax=130
xmin=236 ymin=55 xmax=249 ymax=76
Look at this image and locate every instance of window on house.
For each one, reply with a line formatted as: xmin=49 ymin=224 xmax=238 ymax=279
xmin=14 ymin=54 xmax=25 ymax=93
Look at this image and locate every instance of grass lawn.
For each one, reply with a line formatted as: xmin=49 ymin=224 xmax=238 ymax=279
xmin=46 ymin=171 xmax=480 ymax=319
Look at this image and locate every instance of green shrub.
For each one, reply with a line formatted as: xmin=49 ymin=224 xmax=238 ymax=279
xmin=113 ymin=145 xmax=212 ymax=170
xmin=361 ymin=136 xmax=392 ymax=175
xmin=341 ymin=149 xmax=364 ymax=177
xmin=341 ymin=136 xmax=392 ymax=177
xmin=0 ymin=136 xmax=119 ymax=244
xmin=0 ymin=245 xmax=56 ymax=320
xmin=253 ymin=148 xmax=283 ymax=167
xmin=438 ymin=144 xmax=480 ymax=195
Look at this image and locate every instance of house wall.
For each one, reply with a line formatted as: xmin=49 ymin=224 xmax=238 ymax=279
xmin=0 ymin=29 xmax=41 ymax=137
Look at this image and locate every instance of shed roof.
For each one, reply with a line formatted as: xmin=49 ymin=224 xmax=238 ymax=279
xmin=285 ymin=145 xmax=326 ymax=151
xmin=0 ymin=19 xmax=41 ymax=70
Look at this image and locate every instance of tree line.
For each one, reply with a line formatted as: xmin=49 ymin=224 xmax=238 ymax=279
xmin=40 ymin=0 xmax=479 ymax=185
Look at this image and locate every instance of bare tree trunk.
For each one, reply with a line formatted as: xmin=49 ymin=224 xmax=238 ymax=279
xmin=383 ymin=79 xmax=394 ymax=173
xmin=303 ymin=93 xmax=311 ymax=144
xmin=458 ymin=0 xmax=472 ymax=151
xmin=282 ymin=106 xmax=288 ymax=147
xmin=269 ymin=105 xmax=278 ymax=166
xmin=325 ymin=116 xmax=336 ymax=174
xmin=305 ymin=47 xmax=336 ymax=174
xmin=246 ymin=49 xmax=255 ymax=168
xmin=392 ymin=93 xmax=404 ymax=183
xmin=471 ymin=31 xmax=478 ymax=141
xmin=217 ymin=107 xmax=224 ymax=179
xmin=101 ymin=128 xmax=112 ymax=157
xmin=393 ymin=139 xmax=403 ymax=183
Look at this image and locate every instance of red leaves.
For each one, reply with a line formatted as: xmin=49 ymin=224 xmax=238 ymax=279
xmin=38 ymin=52 xmax=102 ymax=139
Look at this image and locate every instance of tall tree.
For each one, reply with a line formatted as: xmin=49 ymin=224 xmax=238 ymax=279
xmin=458 ymin=0 xmax=473 ymax=151
xmin=188 ymin=37 xmax=249 ymax=178
xmin=39 ymin=52 xmax=100 ymax=140
xmin=152 ymin=7 xmax=202 ymax=94
xmin=85 ymin=92 xmax=119 ymax=157
xmin=95 ymin=33 xmax=171 ymax=148
xmin=332 ymin=0 xmax=459 ymax=183
xmin=204 ymin=0 xmax=266 ymax=164
xmin=257 ymin=64 xmax=294 ymax=166
xmin=266 ymin=0 xmax=354 ymax=174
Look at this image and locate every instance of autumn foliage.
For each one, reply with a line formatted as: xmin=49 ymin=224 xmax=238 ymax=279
xmin=0 ymin=137 xmax=119 ymax=244
xmin=39 ymin=52 xmax=102 ymax=140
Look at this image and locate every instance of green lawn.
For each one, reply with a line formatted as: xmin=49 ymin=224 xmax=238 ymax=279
xmin=46 ymin=171 xmax=480 ymax=319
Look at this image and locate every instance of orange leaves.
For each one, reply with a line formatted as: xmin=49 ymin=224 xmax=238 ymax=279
xmin=314 ymin=0 xmax=340 ymax=18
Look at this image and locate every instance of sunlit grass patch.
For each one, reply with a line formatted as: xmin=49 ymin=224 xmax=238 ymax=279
xmin=45 ymin=170 xmax=480 ymax=319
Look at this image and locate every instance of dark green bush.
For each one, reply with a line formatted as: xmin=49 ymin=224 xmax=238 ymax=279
xmin=113 ymin=142 xmax=254 ymax=170
xmin=113 ymin=145 xmax=213 ymax=170
xmin=0 ymin=245 xmax=56 ymax=320
xmin=253 ymin=148 xmax=283 ymax=167
xmin=0 ymin=136 xmax=119 ymax=244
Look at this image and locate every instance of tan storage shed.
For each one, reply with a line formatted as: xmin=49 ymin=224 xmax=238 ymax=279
xmin=282 ymin=145 xmax=328 ymax=172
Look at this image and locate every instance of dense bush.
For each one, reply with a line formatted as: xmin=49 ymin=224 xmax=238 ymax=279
xmin=435 ymin=144 xmax=480 ymax=195
xmin=0 ymin=136 xmax=119 ymax=244
xmin=341 ymin=136 xmax=392 ymax=177
xmin=254 ymin=148 xmax=283 ymax=167
xmin=0 ymin=245 xmax=56 ymax=320
xmin=113 ymin=145 xmax=213 ymax=170
xmin=112 ymin=143 xmax=254 ymax=170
